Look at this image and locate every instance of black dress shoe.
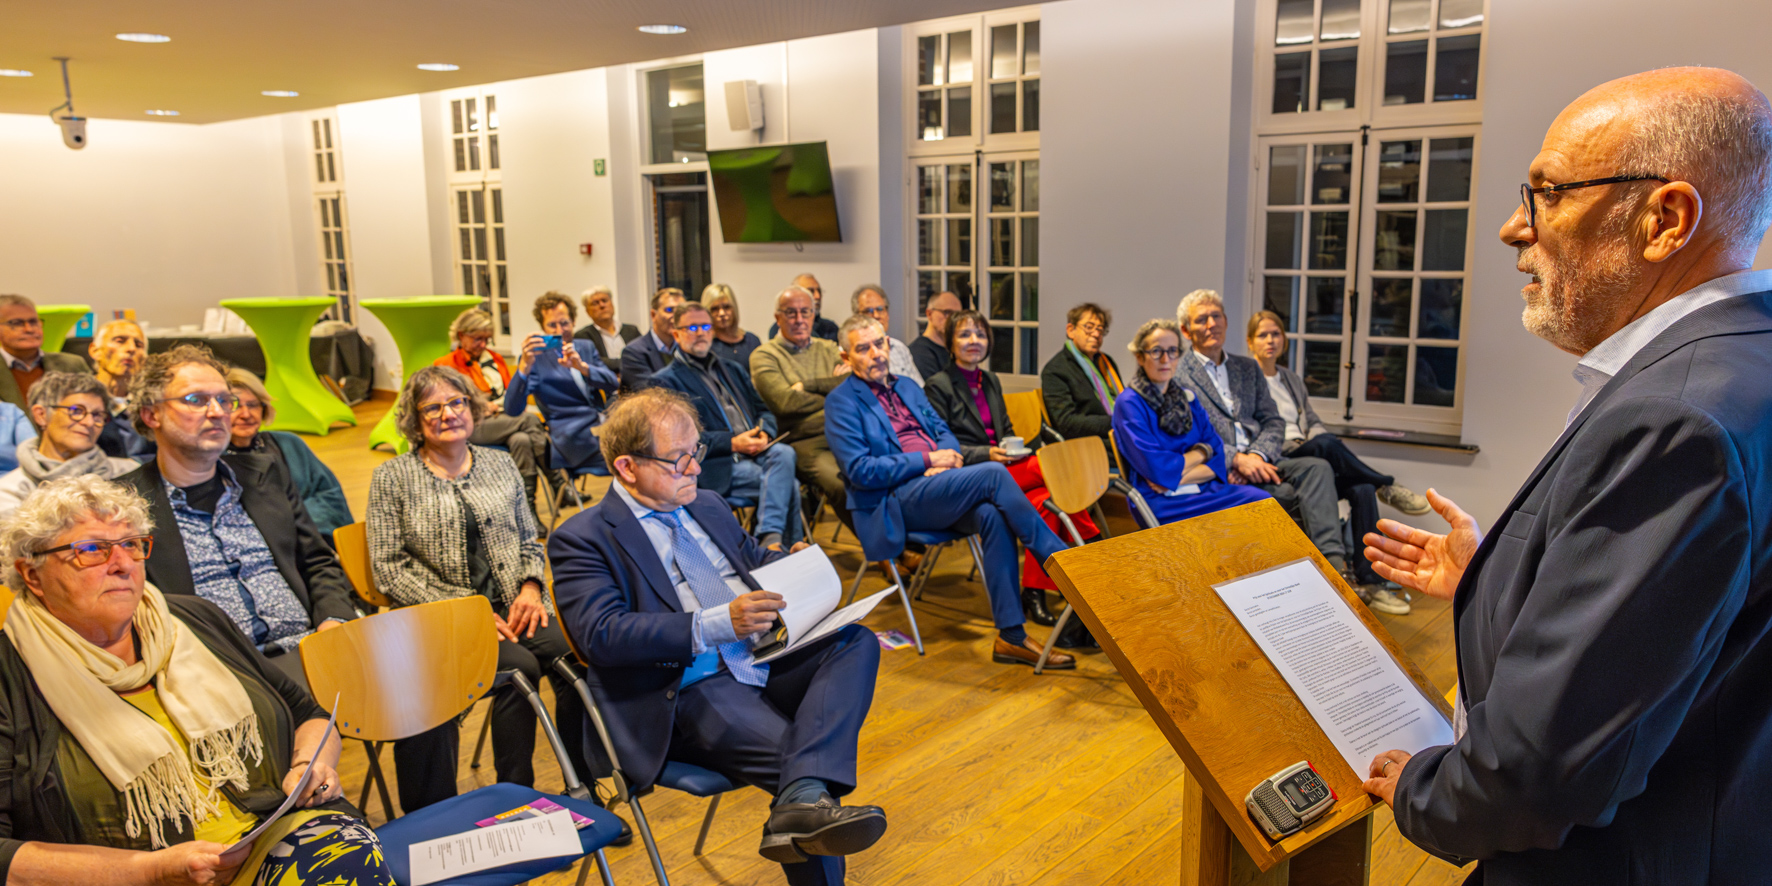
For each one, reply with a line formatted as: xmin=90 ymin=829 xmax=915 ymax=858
xmin=1053 ymin=616 xmax=1099 ymax=651
xmin=758 ymin=794 xmax=887 ymax=864
xmin=597 ymin=795 xmax=634 ymax=847
xmin=1021 ymin=587 xmax=1058 ymax=626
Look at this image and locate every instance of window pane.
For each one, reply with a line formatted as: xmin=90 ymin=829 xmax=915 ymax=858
xmin=1273 ymin=52 xmax=1310 ymax=114
xmin=315 ymin=153 xmax=328 ymax=183
xmin=453 ymin=138 xmax=466 ymax=173
xmin=647 ymin=65 xmax=707 ymax=164
xmin=1422 ymin=210 xmax=1468 ymax=271
xmin=918 ymin=271 xmax=941 ymax=311
xmin=485 ymin=95 xmax=498 ymax=130
xmin=1021 ymin=160 xmax=1039 ymax=211
xmin=948 ymin=218 xmax=972 ymax=264
xmin=918 ymin=166 xmax=940 ymax=214
xmin=322 ymin=118 xmax=333 ymax=149
xmin=990 ymin=82 xmax=1016 ymax=133
xmin=325 ymin=264 xmax=338 ymax=292
xmin=949 ymin=271 xmax=974 ymax=307
xmin=1264 ymin=277 xmax=1299 ymax=330
xmin=1317 ymin=47 xmax=1357 ymax=111
xmin=1308 ymin=212 xmax=1349 ymax=269
xmin=1266 ymin=212 xmax=1303 ymax=269
xmin=313 ymin=118 xmax=325 ymax=149
xmin=1376 ymin=140 xmax=1422 ymax=203
xmin=918 ymin=35 xmax=939 ymax=86
xmin=1021 ymin=328 xmax=1037 ymax=375
xmin=491 ymin=189 xmax=503 ymax=224
xmin=991 ymin=25 xmax=1017 ymax=79
xmin=1021 ymin=217 xmax=1039 ymax=267
xmin=990 ymin=162 xmax=1015 ymax=210
xmin=1021 ymin=272 xmax=1039 ymax=321
xmin=1312 ymin=143 xmax=1352 ymax=204
xmin=1022 ymin=79 xmax=1040 ymax=131
xmin=1384 ymin=41 xmax=1428 ymax=105
xmin=456 ymin=190 xmax=470 ymax=224
xmin=470 ymin=190 xmax=485 ymax=224
xmin=948 ymin=31 xmax=973 ymax=82
xmin=1418 ymin=279 xmax=1462 ymax=339
xmin=989 ymin=273 xmax=1014 ymax=319
xmin=1269 ymin=145 xmax=1308 ymax=205
xmin=1439 ymin=0 xmax=1484 ymax=28
xmin=1427 ymin=137 xmax=1475 ymax=202
xmin=1275 ymin=0 xmax=1313 ymax=45
xmin=1369 ymin=278 xmax=1413 ymax=336
xmin=325 ymin=154 xmax=336 ymax=182
xmin=990 ymin=218 xmax=1013 ymax=266
xmin=451 ymin=100 xmax=463 ymax=135
xmin=322 ymin=230 xmax=335 ymax=260
xmin=458 ymin=229 xmax=471 ymax=261
xmin=947 ymin=87 xmax=972 ymax=137
xmin=1414 ymin=346 xmax=1458 ymax=406
xmin=1388 ymin=0 xmax=1430 ymax=33
xmin=1303 ymin=340 xmax=1342 ymax=398
xmin=460 ymin=265 xmax=475 ymax=295
xmin=1434 ymin=35 xmax=1481 ymax=101
xmin=488 ymin=133 xmax=500 ymax=170
xmin=918 ymin=219 xmax=939 ymax=265
xmin=473 ymin=227 xmax=487 ymax=262
xmin=1367 ymin=344 xmax=1408 ymax=402
xmin=333 ymin=231 xmax=346 ymax=261
xmin=495 ymin=227 xmax=506 ymax=261
xmin=1374 ymin=210 xmax=1417 ymax=270
xmin=1023 ymin=22 xmax=1040 ymax=75
xmin=1306 ymin=277 xmax=1345 ymax=333
xmin=990 ymin=326 xmax=1013 ymax=373
xmin=947 ymin=164 xmax=972 ymax=212
xmin=1320 ymin=0 xmax=1361 ymax=40
xmin=918 ymin=90 xmax=942 ymax=140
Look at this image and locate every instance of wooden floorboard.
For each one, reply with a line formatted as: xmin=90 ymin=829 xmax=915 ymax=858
xmin=303 ymin=399 xmax=1462 ymax=884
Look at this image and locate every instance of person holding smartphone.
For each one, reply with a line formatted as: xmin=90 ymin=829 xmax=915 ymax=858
xmin=503 ymin=292 xmax=620 ymax=478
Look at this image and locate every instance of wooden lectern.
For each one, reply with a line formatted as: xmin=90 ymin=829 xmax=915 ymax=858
xmin=1045 ymin=498 xmax=1451 ymax=886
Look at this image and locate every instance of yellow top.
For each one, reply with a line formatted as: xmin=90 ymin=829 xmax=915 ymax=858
xmin=120 ymin=686 xmax=260 ymax=845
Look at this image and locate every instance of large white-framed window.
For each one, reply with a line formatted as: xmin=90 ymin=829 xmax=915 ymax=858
xmin=308 ymin=114 xmax=355 ymax=323
xmin=907 ymin=7 xmax=1041 ymax=376
xmin=445 ymin=90 xmax=509 ymax=343
xmin=1250 ymin=0 xmax=1483 ymax=434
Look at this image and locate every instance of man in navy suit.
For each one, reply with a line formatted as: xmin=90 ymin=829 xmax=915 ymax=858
xmin=550 ymin=387 xmax=886 ymax=885
xmin=652 ymin=301 xmax=801 ymax=548
xmin=619 ymin=286 xmax=685 ymax=392
xmin=825 ymin=314 xmax=1074 ymax=669
xmin=503 ymin=292 xmax=619 ymax=473
xmin=1362 ymin=68 xmax=1772 ymax=885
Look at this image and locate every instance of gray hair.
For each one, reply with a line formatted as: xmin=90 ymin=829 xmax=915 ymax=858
xmin=224 ymin=367 xmax=276 ymax=425
xmin=393 ymin=365 xmax=491 ymax=448
xmin=0 ymin=295 xmax=35 ymax=312
xmin=774 ymin=286 xmax=814 ymax=313
xmin=599 ymin=387 xmax=701 ymax=467
xmin=448 ymin=308 xmax=494 ymax=340
xmin=27 ymin=372 xmax=109 ymax=414
xmin=580 ymin=286 xmax=614 ymax=312
xmin=1614 ymin=85 xmax=1772 ymax=258
xmin=838 ymin=314 xmax=885 ymax=352
xmin=850 ymin=284 xmax=887 ymax=314
xmin=1176 ymin=289 xmax=1225 ymax=326
xmin=1128 ymin=318 xmax=1184 ymax=355
xmin=1 ymin=475 xmax=154 ymax=592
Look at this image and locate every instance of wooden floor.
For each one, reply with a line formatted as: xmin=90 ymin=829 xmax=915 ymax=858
xmin=304 ymin=398 xmax=1473 ymax=885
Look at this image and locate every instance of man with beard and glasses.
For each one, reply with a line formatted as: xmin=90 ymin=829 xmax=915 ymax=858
xmin=1360 ymin=68 xmax=1772 ymax=885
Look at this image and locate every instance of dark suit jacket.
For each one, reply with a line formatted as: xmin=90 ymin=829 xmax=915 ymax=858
xmin=1393 ymin=292 xmax=1772 ymax=886
xmin=0 ymin=352 xmax=92 ymax=411
xmin=503 ymin=340 xmax=619 ymax=470
xmin=548 ymin=489 xmax=785 ymax=792
xmin=574 ymin=322 xmax=641 ymax=374
xmin=924 ymin=364 xmax=1022 ymax=465
xmin=1179 ymin=350 xmax=1285 ymax=463
xmin=649 ymin=353 xmax=778 ymax=497
xmin=620 ymin=331 xmax=673 ymax=392
xmin=117 ymin=455 xmax=359 ymax=629
xmin=1040 ymin=347 xmax=1120 ymax=441
xmin=766 ymin=316 xmax=839 ymax=344
xmin=824 ymin=374 xmax=960 ymax=561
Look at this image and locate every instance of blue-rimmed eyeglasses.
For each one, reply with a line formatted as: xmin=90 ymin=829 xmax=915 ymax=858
xmin=675 ymin=323 xmax=713 ymax=334
xmin=1520 ymin=174 xmax=1669 ymax=228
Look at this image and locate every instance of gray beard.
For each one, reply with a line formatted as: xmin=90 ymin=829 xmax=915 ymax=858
xmin=1520 ymin=211 xmax=1645 ymax=354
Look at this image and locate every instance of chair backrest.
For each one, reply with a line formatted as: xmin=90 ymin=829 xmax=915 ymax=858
xmin=0 ymin=585 xmax=12 ymax=626
xmin=300 ymin=595 xmax=499 ymax=743
xmin=1002 ymin=389 xmax=1048 ymax=443
xmin=1107 ymin=429 xmax=1133 ymax=480
xmin=545 ymin=583 xmax=592 ymax=668
xmin=332 ymin=522 xmax=392 ymax=610
xmin=1038 ymin=436 xmax=1112 ymax=516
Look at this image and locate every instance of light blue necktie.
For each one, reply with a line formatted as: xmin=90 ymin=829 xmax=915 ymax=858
xmin=649 ymin=510 xmax=769 ymax=688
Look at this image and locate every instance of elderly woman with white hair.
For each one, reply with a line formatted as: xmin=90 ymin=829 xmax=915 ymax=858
xmin=702 ymin=283 xmax=762 ymax=367
xmin=0 ymin=475 xmax=393 ymax=886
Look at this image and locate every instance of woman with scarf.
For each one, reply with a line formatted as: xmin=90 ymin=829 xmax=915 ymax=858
xmin=223 ymin=369 xmax=353 ymax=541
xmin=0 ymin=372 xmax=141 ymax=519
xmin=0 ymin=474 xmax=392 ymax=886
xmin=1111 ymin=319 xmax=1268 ymax=524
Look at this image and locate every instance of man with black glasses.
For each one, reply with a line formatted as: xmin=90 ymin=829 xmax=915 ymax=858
xmin=768 ymin=273 xmax=840 ymax=343
xmin=0 ymin=294 xmax=94 ymax=413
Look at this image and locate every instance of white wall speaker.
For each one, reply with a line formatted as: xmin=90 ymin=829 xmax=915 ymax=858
xmin=724 ymin=80 xmax=764 ymax=132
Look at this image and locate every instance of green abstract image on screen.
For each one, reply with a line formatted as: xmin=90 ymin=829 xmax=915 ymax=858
xmin=707 ymin=141 xmax=843 ymax=243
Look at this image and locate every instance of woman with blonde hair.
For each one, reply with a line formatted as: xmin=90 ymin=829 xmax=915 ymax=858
xmin=703 ymin=283 xmax=762 ymax=366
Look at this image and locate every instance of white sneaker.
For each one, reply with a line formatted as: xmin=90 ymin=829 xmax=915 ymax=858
xmin=1362 ymin=586 xmax=1412 ymax=615
xmin=1377 ymin=484 xmax=1431 ymax=515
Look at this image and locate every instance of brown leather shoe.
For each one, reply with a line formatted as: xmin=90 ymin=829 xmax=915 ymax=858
xmin=898 ymin=550 xmax=924 ymax=573
xmin=992 ymin=636 xmax=1074 ymax=669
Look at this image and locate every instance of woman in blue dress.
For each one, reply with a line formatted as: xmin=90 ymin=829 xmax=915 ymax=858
xmin=1111 ymin=318 xmax=1269 ymax=524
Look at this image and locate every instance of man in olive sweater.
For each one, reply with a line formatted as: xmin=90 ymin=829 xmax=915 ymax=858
xmin=750 ymin=286 xmax=852 ymax=525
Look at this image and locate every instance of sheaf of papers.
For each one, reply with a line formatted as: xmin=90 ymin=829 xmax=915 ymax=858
xmin=408 ymin=809 xmax=584 ymax=885
xmin=221 ymin=696 xmax=339 ymax=863
xmin=748 ymin=545 xmax=897 ymax=663
xmin=1213 ymin=558 xmax=1454 ymax=777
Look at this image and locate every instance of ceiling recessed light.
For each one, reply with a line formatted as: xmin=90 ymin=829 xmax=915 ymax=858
xmin=116 ymin=33 xmax=172 ymax=43
xmin=0 ymin=69 xmax=32 ymax=77
xmin=145 ymin=109 xmax=180 ymax=116
xmin=638 ymin=24 xmax=688 ymax=35
xmin=261 ymin=90 xmax=300 ymax=97
xmin=416 ymin=63 xmax=459 ymax=72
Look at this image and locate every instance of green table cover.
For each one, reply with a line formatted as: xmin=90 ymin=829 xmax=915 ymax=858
xmin=359 ymin=296 xmax=485 ymax=452
xmin=37 ymin=304 xmax=91 ymax=354
xmin=218 ymin=297 xmax=357 ymax=435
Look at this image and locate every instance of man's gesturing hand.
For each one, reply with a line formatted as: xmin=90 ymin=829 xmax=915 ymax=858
xmin=728 ymin=590 xmax=786 ymax=638
xmin=1362 ymin=488 xmax=1482 ymax=602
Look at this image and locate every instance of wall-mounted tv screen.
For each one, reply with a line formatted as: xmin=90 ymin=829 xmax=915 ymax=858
xmin=707 ymin=141 xmax=842 ymax=243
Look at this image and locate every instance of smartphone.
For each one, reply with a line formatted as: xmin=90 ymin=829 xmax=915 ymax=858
xmin=541 ymin=334 xmax=563 ymax=352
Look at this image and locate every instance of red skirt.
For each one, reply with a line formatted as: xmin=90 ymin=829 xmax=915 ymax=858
xmin=1009 ymin=455 xmax=1099 ymax=590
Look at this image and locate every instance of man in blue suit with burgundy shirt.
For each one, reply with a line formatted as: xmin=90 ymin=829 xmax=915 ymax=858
xmin=549 ymin=387 xmax=886 ymax=885
xmin=824 ymin=313 xmax=1074 ymax=669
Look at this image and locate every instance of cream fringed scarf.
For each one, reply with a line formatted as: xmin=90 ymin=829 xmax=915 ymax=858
xmin=4 ymin=582 xmax=264 ymax=847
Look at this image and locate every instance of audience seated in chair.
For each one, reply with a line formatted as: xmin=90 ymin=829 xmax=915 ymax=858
xmin=751 ymin=286 xmax=856 ymax=529
xmin=923 ymin=309 xmax=1101 ymax=649
xmin=767 ymin=273 xmax=840 ymax=343
xmin=116 ymin=344 xmax=358 ymax=690
xmin=88 ymin=319 xmax=155 ymax=461
xmin=549 ymin=387 xmax=886 ymax=886
xmin=650 ymin=301 xmax=802 ymax=549
xmin=504 ymin=291 xmax=620 ymax=477
xmin=574 ymin=285 xmax=641 ymax=374
xmin=0 ymin=372 xmax=139 ymax=518
xmin=0 ymin=402 xmax=33 ymax=473
xmin=704 ymin=283 xmax=763 ymax=367
xmin=907 ymin=290 xmax=962 ymax=383
xmin=1041 ymin=302 xmax=1124 ymax=443
xmin=0 ymin=293 xmax=95 ymax=413
xmin=367 ymin=366 xmax=596 ymax=814
xmin=436 ymin=307 xmax=549 ymax=527
xmin=0 ymin=475 xmax=395 ymax=886
xmin=224 ymin=368 xmax=353 ymax=542
xmin=1111 ymin=319 xmax=1270 ymax=525
xmin=621 ymin=287 xmax=685 ymax=391
xmin=825 ymin=313 xmax=1075 ymax=669
xmin=851 ymin=284 xmax=923 ymax=387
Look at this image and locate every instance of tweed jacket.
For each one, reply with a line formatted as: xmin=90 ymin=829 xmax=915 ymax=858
xmin=0 ymin=351 xmax=92 ymax=411
xmin=1180 ymin=349 xmax=1286 ymax=463
xmin=366 ymin=446 xmax=546 ymax=610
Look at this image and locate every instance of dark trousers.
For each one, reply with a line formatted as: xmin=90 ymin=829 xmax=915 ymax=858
xmin=893 ymin=462 xmax=1068 ymax=630
xmin=668 ymin=623 xmax=880 ymax=886
xmin=392 ymin=620 xmax=593 ymax=812
xmin=1288 ymin=435 xmax=1390 ymax=584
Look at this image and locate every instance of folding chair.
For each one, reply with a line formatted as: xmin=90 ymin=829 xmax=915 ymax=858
xmin=1028 ymin=437 xmax=1114 ymax=674
xmin=838 ymin=528 xmax=982 ymax=657
xmin=1106 ymin=430 xmax=1160 ymax=529
xmin=300 ymin=596 xmax=623 ymax=886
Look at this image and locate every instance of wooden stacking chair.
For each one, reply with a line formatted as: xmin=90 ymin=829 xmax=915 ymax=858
xmin=1028 ymin=436 xmax=1117 ymax=673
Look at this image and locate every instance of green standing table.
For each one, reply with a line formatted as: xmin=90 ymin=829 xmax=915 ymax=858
xmin=219 ymin=297 xmax=358 ymax=436
xmin=359 ymin=295 xmax=483 ymax=452
xmin=37 ymin=304 xmax=91 ymax=354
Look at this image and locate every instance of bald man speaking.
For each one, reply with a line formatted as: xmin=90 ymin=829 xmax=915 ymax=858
xmin=1361 ymin=68 xmax=1772 ymax=884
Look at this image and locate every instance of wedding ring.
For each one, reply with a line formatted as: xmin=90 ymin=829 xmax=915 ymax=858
xmin=1380 ymin=760 xmax=1394 ymax=774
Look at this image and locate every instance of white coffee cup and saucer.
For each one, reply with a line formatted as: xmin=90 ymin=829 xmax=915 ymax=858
xmin=1000 ymin=435 xmax=1034 ymax=461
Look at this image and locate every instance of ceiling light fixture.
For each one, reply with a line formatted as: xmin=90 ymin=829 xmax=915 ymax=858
xmin=261 ymin=90 xmax=299 ymax=97
xmin=145 ymin=109 xmax=180 ymax=116
xmin=116 ymin=33 xmax=172 ymax=43
xmin=0 ymin=69 xmax=32 ymax=77
xmin=416 ymin=63 xmax=459 ymax=72
xmin=638 ymin=24 xmax=688 ymax=35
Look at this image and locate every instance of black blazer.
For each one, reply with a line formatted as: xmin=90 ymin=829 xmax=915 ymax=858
xmin=1393 ymin=291 xmax=1772 ymax=885
xmin=117 ymin=456 xmax=359 ymax=628
xmin=648 ymin=354 xmax=778 ymax=496
xmin=1040 ymin=347 xmax=1120 ymax=441
xmin=574 ymin=322 xmax=641 ymax=374
xmin=619 ymin=331 xmax=673 ymax=393
xmin=924 ymin=365 xmax=1021 ymax=465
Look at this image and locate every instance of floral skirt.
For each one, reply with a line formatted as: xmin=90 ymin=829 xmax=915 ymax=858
xmin=237 ymin=810 xmax=395 ymax=886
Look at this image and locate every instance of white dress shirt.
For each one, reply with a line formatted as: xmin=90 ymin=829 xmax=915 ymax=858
xmin=612 ymin=480 xmax=746 ymax=653
xmin=1192 ymin=349 xmax=1251 ymax=452
xmin=594 ymin=322 xmax=627 ymax=360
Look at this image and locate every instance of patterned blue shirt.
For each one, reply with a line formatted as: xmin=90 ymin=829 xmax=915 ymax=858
xmin=167 ymin=462 xmax=314 ymax=654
